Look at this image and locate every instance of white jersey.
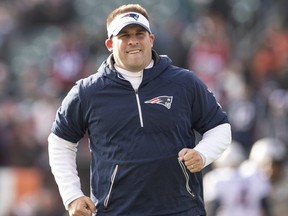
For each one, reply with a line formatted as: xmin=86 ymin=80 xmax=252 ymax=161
xmin=203 ymin=161 xmax=271 ymax=216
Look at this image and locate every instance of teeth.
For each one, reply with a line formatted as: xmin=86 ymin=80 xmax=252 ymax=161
xmin=128 ymin=50 xmax=140 ymax=54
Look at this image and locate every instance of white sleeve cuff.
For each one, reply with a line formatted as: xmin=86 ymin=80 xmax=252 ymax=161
xmin=194 ymin=123 xmax=232 ymax=167
xmin=48 ymin=133 xmax=85 ymax=210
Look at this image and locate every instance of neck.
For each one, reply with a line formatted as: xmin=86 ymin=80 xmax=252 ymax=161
xmin=115 ymin=59 xmax=154 ymax=73
xmin=115 ymin=65 xmax=143 ymax=90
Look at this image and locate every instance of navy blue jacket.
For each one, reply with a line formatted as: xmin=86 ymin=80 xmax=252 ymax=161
xmin=52 ymin=51 xmax=229 ymax=215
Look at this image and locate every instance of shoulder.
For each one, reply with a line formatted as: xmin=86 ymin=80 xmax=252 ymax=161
xmin=78 ymin=72 xmax=104 ymax=89
xmin=162 ymin=64 xmax=207 ymax=92
xmin=152 ymin=52 xmax=203 ymax=87
xmin=158 ymin=56 xmax=202 ymax=83
xmin=76 ymin=57 xmax=113 ymax=91
xmin=60 ymin=69 xmax=107 ymax=108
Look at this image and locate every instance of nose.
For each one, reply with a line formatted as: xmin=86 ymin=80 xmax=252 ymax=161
xmin=128 ymin=35 xmax=139 ymax=45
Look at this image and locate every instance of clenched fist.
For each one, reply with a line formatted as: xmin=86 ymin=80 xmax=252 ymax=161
xmin=68 ymin=196 xmax=96 ymax=216
xmin=178 ymin=148 xmax=205 ymax=173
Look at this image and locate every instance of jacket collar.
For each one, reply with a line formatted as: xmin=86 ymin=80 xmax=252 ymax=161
xmin=98 ymin=50 xmax=171 ymax=85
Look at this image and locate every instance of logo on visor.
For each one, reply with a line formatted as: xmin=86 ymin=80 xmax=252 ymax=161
xmin=121 ymin=13 xmax=139 ymax=21
xmin=144 ymin=96 xmax=173 ymax=109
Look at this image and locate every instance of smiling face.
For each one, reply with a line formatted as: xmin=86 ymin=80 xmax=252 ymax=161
xmin=105 ymin=24 xmax=155 ymax=72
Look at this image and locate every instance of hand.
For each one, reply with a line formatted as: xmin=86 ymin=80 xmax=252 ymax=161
xmin=178 ymin=148 xmax=204 ymax=173
xmin=68 ymin=196 xmax=96 ymax=216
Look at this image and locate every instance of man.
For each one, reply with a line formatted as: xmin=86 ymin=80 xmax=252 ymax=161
xmin=48 ymin=4 xmax=231 ymax=216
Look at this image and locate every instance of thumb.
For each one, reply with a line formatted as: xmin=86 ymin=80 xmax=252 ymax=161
xmin=178 ymin=148 xmax=189 ymax=161
xmin=84 ymin=197 xmax=96 ymax=213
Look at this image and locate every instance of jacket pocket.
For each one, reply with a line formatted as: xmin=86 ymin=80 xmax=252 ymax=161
xmin=178 ymin=159 xmax=196 ymax=198
xmin=103 ymin=164 xmax=119 ymax=209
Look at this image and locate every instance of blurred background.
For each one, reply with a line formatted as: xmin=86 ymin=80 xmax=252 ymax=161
xmin=0 ymin=0 xmax=287 ymax=215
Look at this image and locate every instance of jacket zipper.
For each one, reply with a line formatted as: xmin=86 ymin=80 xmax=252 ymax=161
xmin=116 ymin=73 xmax=144 ymax=127
xmin=135 ymin=89 xmax=144 ymax=127
xmin=104 ymin=164 xmax=119 ymax=209
xmin=178 ymin=160 xmax=196 ymax=198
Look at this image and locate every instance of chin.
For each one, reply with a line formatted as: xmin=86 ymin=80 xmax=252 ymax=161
xmin=127 ymin=62 xmax=144 ymax=70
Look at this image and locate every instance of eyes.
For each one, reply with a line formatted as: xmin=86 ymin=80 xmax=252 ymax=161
xmin=117 ymin=30 xmax=147 ymax=39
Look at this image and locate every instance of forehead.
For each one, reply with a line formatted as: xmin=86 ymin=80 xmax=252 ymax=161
xmin=118 ymin=24 xmax=148 ymax=34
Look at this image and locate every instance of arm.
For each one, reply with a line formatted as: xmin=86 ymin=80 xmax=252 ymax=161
xmin=178 ymin=123 xmax=231 ymax=172
xmin=194 ymin=123 xmax=231 ymax=167
xmin=48 ymin=133 xmax=96 ymax=214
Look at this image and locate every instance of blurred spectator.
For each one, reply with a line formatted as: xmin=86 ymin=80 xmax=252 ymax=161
xmin=249 ymin=137 xmax=288 ymax=216
xmin=222 ymin=61 xmax=258 ymax=155
xmin=0 ymin=2 xmax=18 ymax=61
xmin=204 ymin=140 xmax=271 ymax=216
xmin=186 ymin=11 xmax=231 ymax=95
xmin=16 ymin=0 xmax=75 ymax=31
xmin=0 ymin=168 xmax=64 ymax=216
xmin=250 ymin=27 xmax=288 ymax=89
xmin=49 ymin=25 xmax=90 ymax=95
xmin=0 ymin=168 xmax=42 ymax=216
xmin=0 ymin=62 xmax=12 ymax=99
xmin=266 ymin=88 xmax=288 ymax=142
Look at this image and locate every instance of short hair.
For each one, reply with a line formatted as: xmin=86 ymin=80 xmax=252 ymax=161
xmin=106 ymin=4 xmax=150 ymax=29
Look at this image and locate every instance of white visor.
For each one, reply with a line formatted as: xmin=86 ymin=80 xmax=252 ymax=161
xmin=107 ymin=12 xmax=151 ymax=38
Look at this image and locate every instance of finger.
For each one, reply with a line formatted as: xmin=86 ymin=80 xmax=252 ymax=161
xmin=69 ymin=197 xmax=94 ymax=216
xmin=178 ymin=148 xmax=189 ymax=161
xmin=180 ymin=149 xmax=196 ymax=166
xmin=84 ymin=197 xmax=96 ymax=213
xmin=69 ymin=206 xmax=89 ymax=216
xmin=187 ymin=154 xmax=202 ymax=166
xmin=187 ymin=163 xmax=198 ymax=173
xmin=187 ymin=157 xmax=204 ymax=173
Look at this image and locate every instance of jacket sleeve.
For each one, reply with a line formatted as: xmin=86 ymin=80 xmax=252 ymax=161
xmin=51 ymin=81 xmax=87 ymax=143
xmin=190 ymin=72 xmax=229 ymax=134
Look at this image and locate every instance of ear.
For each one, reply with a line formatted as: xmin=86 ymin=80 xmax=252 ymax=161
xmin=105 ymin=38 xmax=113 ymax=52
xmin=149 ymin=33 xmax=155 ymax=48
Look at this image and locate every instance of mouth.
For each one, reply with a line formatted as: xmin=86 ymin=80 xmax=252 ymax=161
xmin=127 ymin=49 xmax=141 ymax=54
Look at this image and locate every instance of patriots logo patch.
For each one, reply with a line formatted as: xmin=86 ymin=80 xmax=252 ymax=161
xmin=121 ymin=13 xmax=139 ymax=21
xmin=144 ymin=96 xmax=173 ymax=109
